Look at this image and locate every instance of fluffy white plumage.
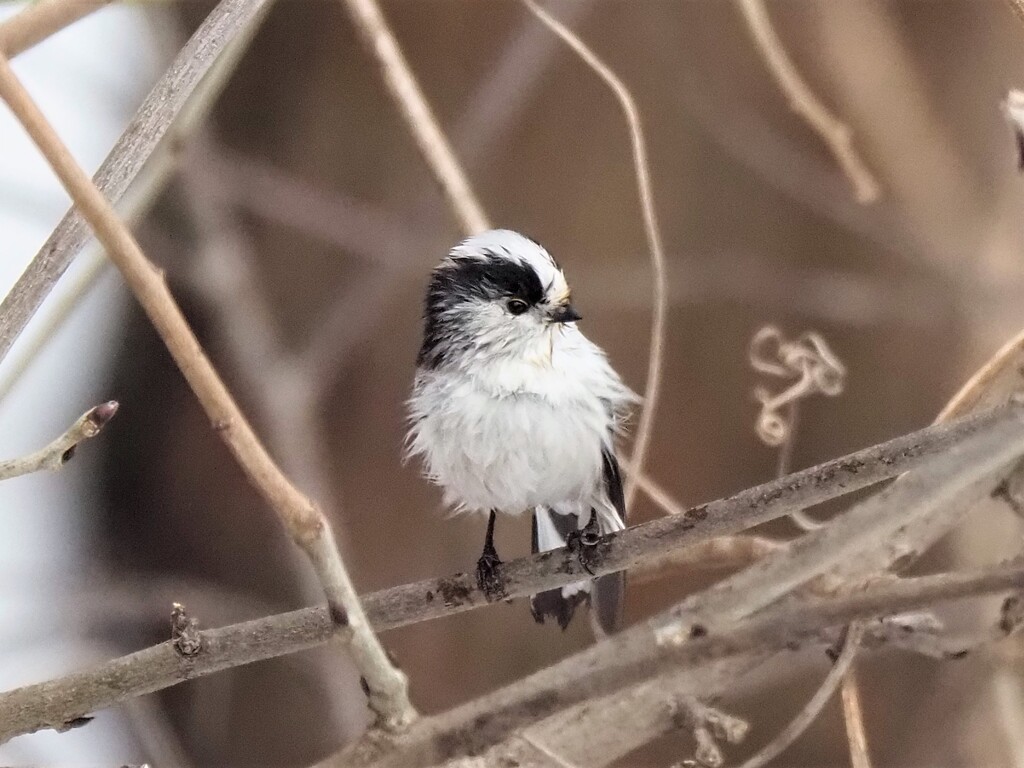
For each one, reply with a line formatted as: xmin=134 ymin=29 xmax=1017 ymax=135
xmin=407 ymin=230 xmax=637 ymax=630
xmin=407 ymin=230 xmax=636 ymax=522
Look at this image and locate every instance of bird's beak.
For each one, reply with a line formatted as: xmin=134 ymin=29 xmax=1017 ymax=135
xmin=548 ymin=303 xmax=582 ymax=324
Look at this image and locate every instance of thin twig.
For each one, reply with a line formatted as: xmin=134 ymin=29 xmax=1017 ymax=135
xmin=737 ymin=625 xmax=862 ymax=768
xmin=735 ymin=0 xmax=880 ymax=203
xmin=180 ymin=141 xmax=368 ymax=730
xmin=340 ymin=0 xmax=489 ymax=235
xmin=0 ymin=401 xmax=117 ymax=481
xmin=750 ymin=326 xmax=868 ymax=762
xmin=0 ymin=0 xmax=110 ymax=57
xmin=0 ymin=52 xmax=415 ymax=730
xmin=937 ymin=326 xmax=1024 ymax=423
xmin=778 ymin=402 xmax=823 ymax=530
xmin=750 ymin=326 xmax=847 ymax=530
xmin=0 ymin=0 xmax=275 ymax=371
xmin=840 ymin=668 xmax=873 ymax=768
xmin=522 ymin=0 xmax=669 ymax=512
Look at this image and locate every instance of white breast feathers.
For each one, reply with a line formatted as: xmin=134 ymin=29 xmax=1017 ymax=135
xmin=407 ymin=325 xmax=636 ymax=515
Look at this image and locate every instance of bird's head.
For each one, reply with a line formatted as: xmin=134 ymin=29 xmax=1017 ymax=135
xmin=417 ymin=229 xmax=581 ymax=369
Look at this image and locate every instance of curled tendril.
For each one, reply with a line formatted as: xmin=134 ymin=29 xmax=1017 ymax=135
xmin=749 ymin=326 xmax=847 ymax=447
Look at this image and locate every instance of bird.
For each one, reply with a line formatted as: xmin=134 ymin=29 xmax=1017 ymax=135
xmin=406 ymin=229 xmax=638 ymax=633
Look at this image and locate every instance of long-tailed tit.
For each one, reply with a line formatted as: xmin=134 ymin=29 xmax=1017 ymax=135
xmin=407 ymin=230 xmax=637 ymax=633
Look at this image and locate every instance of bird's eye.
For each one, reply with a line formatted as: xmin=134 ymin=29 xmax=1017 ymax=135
xmin=507 ymin=298 xmax=529 ymax=315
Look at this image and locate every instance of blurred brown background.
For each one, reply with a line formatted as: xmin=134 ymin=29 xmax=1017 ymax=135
xmin=90 ymin=0 xmax=1024 ymax=765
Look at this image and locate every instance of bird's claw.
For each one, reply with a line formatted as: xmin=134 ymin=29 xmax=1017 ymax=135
xmin=476 ymin=548 xmax=506 ymax=601
xmin=566 ymin=516 xmax=602 ymax=576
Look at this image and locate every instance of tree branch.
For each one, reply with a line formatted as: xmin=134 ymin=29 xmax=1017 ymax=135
xmin=737 ymin=624 xmax=862 ymax=768
xmin=0 ymin=0 xmax=275 ymax=371
xmin=0 ymin=0 xmax=110 ymax=58
xmin=0 ymin=48 xmax=414 ymax=729
xmin=0 ymin=564 xmax=1021 ymax=750
xmin=654 ymin=397 xmax=1024 ymax=640
xmin=323 ymin=561 xmax=1024 ymax=768
xmin=0 ymin=400 xmax=117 ymax=480
xmin=0 ymin=405 xmax=1018 ymax=746
xmin=735 ymin=0 xmax=880 ymax=203
xmin=340 ymin=0 xmax=489 ymax=235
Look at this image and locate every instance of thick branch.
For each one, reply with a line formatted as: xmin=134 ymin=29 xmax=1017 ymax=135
xmin=362 ymin=404 xmax=1024 ymax=626
xmin=0 ymin=401 xmax=117 ymax=480
xmin=656 ymin=400 xmax=1024 ymax=637
xmin=0 ymin=406 xmax=1017 ymax=745
xmin=324 ymin=562 xmax=1024 ymax=768
xmin=1 ymin=564 xmax=1022 ymax=749
xmin=0 ymin=50 xmax=414 ymax=728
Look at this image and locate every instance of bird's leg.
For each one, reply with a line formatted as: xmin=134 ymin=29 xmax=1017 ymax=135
xmin=566 ymin=509 xmax=602 ymax=575
xmin=476 ymin=510 xmax=505 ymax=600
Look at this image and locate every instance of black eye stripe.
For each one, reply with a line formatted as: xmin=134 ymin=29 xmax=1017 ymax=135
xmin=427 ymin=255 xmax=545 ymax=308
xmin=418 ymin=251 xmax=546 ymax=369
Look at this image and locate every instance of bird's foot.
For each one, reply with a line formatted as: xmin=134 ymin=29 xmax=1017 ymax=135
xmin=476 ymin=547 xmax=506 ymax=601
xmin=566 ymin=514 xmax=602 ymax=576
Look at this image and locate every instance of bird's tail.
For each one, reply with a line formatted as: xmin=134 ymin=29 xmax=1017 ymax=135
xmin=529 ymin=506 xmax=624 ymax=634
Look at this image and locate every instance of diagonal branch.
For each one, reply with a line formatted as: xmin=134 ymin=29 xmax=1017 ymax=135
xmin=0 ymin=50 xmax=415 ymax=729
xmin=655 ymin=398 xmax=1024 ymax=638
xmin=0 ymin=400 xmax=117 ymax=481
xmin=2 ymin=562 xmax=1024 ymax=749
xmin=0 ymin=0 xmax=275 ymax=371
xmin=340 ymin=0 xmax=489 ymax=235
xmin=735 ymin=0 xmax=880 ymax=203
xmin=323 ymin=561 xmax=1024 ymax=768
xmin=0 ymin=0 xmax=110 ymax=57
xmin=356 ymin=404 xmax=1024 ymax=633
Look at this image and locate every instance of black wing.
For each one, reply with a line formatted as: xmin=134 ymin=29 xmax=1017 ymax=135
xmin=530 ymin=448 xmax=629 ymax=633
xmin=591 ymin=448 xmax=627 ymax=634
